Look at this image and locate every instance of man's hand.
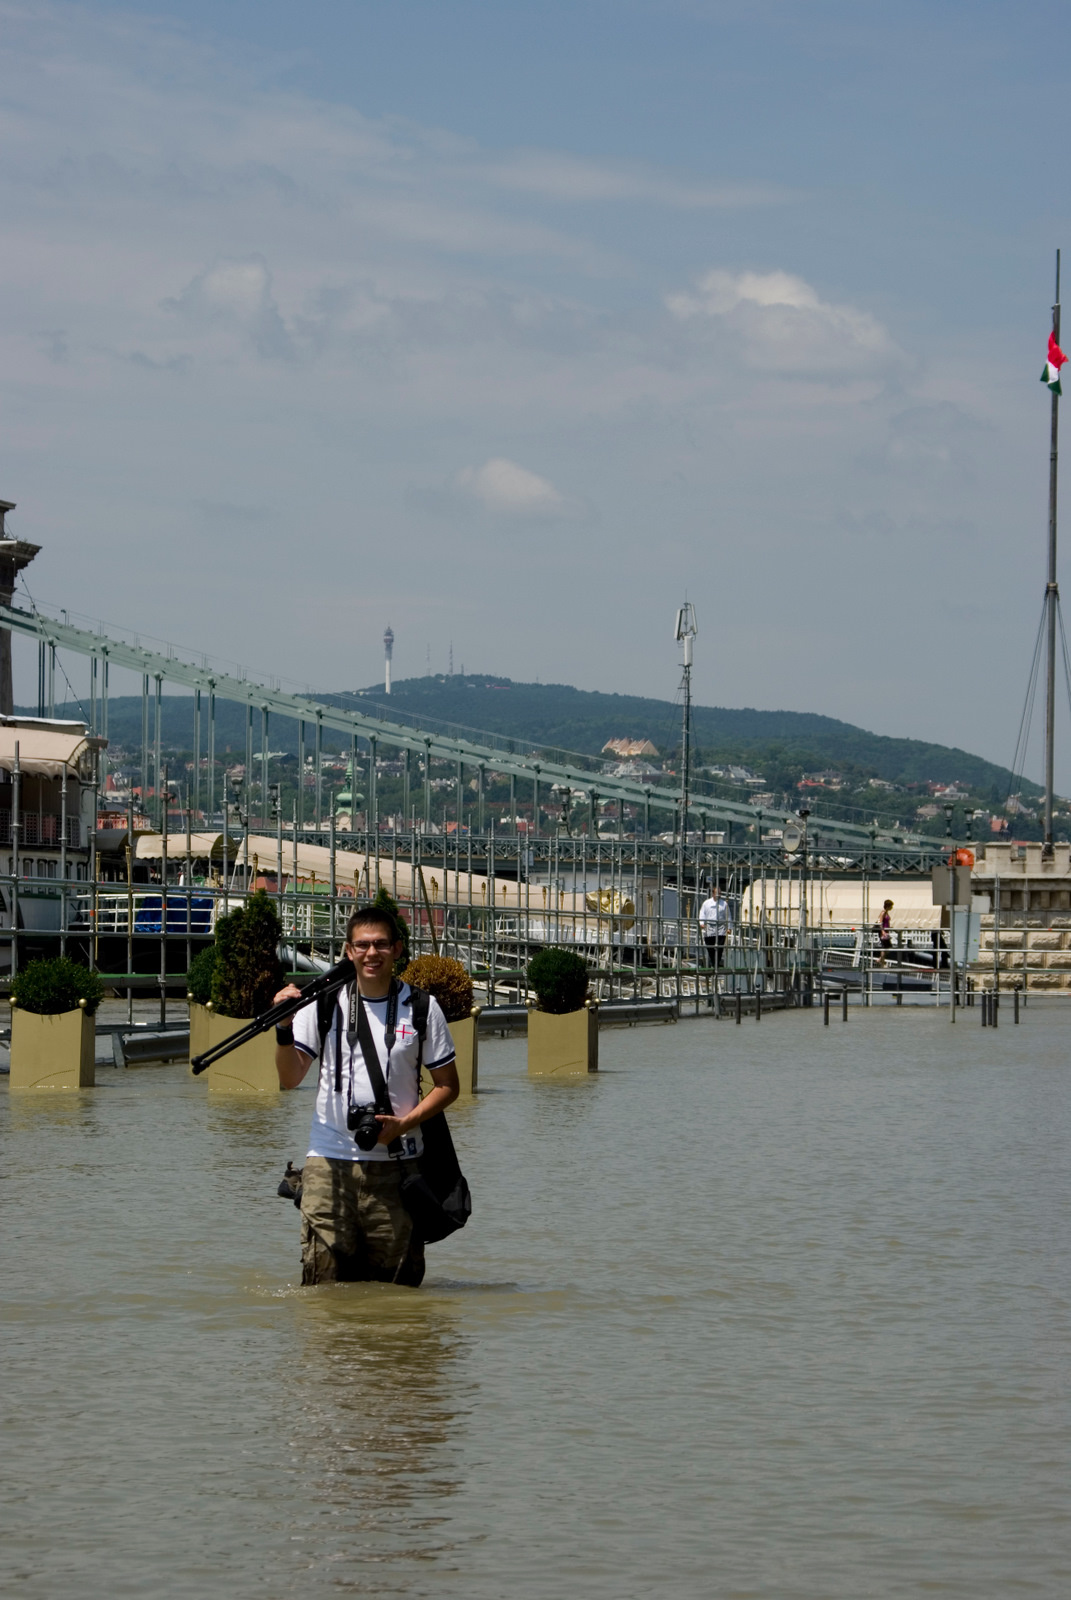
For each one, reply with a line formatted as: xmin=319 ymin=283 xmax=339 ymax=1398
xmin=274 ymin=985 xmax=310 ymax=1090
xmin=375 ymin=1113 xmax=411 ymax=1145
xmin=375 ymin=1064 xmax=460 ymax=1144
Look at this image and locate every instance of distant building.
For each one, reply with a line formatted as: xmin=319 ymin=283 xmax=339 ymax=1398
xmin=0 ymin=716 xmax=106 ymax=946
xmin=606 ymin=759 xmax=662 ymax=778
xmin=799 ymin=770 xmax=846 ymax=791
xmin=602 ymin=738 xmax=660 ymax=760
xmin=708 ymin=764 xmax=761 ymax=785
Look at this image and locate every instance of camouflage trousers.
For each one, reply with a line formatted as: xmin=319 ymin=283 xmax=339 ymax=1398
xmin=299 ymin=1155 xmax=425 ymax=1287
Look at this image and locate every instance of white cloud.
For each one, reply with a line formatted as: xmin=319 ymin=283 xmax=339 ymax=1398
xmin=457 ymin=458 xmax=567 ymax=516
xmin=164 ymin=257 xmax=294 ymax=359
xmin=666 ymin=268 xmax=898 ymax=375
xmin=0 ymin=4 xmax=1037 ymax=784
xmin=469 ymin=150 xmax=789 ymax=209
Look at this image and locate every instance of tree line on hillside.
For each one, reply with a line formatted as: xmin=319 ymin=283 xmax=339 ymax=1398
xmin=23 ymin=672 xmax=1050 ymax=839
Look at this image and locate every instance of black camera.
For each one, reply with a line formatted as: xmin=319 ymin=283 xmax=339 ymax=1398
xmin=347 ymin=1103 xmax=381 ymax=1151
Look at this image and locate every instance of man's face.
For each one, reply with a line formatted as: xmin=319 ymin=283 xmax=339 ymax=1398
xmin=345 ymin=923 xmax=402 ymax=985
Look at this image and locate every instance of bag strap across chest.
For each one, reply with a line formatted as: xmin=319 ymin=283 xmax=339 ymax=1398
xmin=316 ymin=981 xmax=430 ymax=1076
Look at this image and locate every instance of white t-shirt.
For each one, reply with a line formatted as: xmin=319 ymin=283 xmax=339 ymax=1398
xmin=698 ymin=896 xmax=730 ymax=933
xmin=293 ymin=982 xmax=456 ymax=1163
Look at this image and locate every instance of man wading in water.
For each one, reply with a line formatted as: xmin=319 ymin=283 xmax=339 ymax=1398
xmin=273 ymin=905 xmax=459 ymax=1286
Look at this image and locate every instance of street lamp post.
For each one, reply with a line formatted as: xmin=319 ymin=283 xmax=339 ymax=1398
xmin=798 ymin=806 xmax=811 ymax=1005
xmin=269 ymin=782 xmax=283 ymax=923
xmin=944 ymin=800 xmax=957 ymax=1021
xmin=674 ymin=603 xmax=698 ymax=981
xmin=231 ymin=777 xmax=250 ymax=895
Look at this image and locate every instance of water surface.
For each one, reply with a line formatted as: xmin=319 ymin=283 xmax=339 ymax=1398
xmin=2 ymin=1005 xmax=1069 ymax=1597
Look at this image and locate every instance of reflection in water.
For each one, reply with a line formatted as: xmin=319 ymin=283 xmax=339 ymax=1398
xmin=5 ymin=1085 xmax=106 ymax=1144
xmin=277 ymin=1287 xmax=470 ymax=1579
xmin=205 ymin=1093 xmax=300 ymax=1154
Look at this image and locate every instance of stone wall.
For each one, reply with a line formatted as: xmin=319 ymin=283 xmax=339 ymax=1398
xmin=971 ymin=913 xmax=1071 ymax=991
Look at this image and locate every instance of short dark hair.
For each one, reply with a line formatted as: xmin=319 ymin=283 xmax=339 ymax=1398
xmin=346 ymin=903 xmax=401 ymax=945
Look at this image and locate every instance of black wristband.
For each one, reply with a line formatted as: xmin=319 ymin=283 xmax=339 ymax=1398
xmin=275 ymin=1024 xmax=295 ymax=1047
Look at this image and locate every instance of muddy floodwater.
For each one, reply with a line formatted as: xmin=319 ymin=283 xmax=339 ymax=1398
xmin=2 ymin=1005 xmax=1069 ymax=1598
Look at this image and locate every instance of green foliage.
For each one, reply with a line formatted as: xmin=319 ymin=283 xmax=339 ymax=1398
xmin=12 ymin=957 xmax=105 ymax=1017
xmin=527 ymin=947 xmax=590 ymax=1015
xmin=210 ymin=890 xmax=284 ymax=1019
xmin=371 ymin=886 xmax=411 ymax=973
xmin=400 ymin=955 xmax=474 ymax=1023
xmin=186 ymin=944 xmax=217 ymax=1006
xmin=33 ymin=679 xmax=1039 ymax=829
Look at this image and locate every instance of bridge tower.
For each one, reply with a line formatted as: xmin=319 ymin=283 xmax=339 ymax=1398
xmin=0 ymin=501 xmax=41 ymax=715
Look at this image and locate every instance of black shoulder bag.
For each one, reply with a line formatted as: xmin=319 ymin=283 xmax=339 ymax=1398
xmin=354 ymin=982 xmax=472 ymax=1245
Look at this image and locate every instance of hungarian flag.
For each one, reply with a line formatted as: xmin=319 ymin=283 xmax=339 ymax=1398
xmin=1041 ymin=331 xmax=1067 ymax=394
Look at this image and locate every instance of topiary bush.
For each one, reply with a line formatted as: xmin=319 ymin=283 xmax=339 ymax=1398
xmin=400 ymin=955 xmax=474 ymax=1023
xmin=12 ymin=957 xmax=105 ymax=1017
xmin=371 ymin=886 xmax=411 ymax=973
xmin=210 ymin=890 xmax=284 ymax=1019
xmin=186 ymin=944 xmax=217 ymax=1006
xmin=526 ymin=948 xmax=590 ymax=1015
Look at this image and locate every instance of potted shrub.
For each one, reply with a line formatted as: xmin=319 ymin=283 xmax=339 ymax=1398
xmin=525 ymin=948 xmax=598 ymax=1076
xmin=202 ymin=892 xmax=285 ymax=1093
xmin=9 ymin=957 xmax=104 ymax=1090
xmin=401 ymin=954 xmax=480 ymax=1096
xmin=186 ymin=944 xmax=217 ymax=1065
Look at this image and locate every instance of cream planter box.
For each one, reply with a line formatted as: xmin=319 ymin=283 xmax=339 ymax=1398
xmin=203 ymin=1009 xmax=280 ymax=1093
xmin=188 ymin=1001 xmax=210 ymax=1066
xmin=528 ymin=1005 xmax=599 ymax=1077
xmin=450 ymin=1012 xmax=480 ymax=1097
xmin=10 ymin=1005 xmax=95 ymax=1090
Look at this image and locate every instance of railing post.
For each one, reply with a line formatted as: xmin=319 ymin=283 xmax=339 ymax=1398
xmin=60 ymin=766 xmax=68 ymax=959
xmin=11 ymin=740 xmax=20 ymax=976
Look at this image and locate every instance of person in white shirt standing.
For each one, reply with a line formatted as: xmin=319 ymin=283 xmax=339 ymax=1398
xmin=273 ymin=905 xmax=460 ymax=1287
xmin=698 ymin=885 xmax=731 ymax=971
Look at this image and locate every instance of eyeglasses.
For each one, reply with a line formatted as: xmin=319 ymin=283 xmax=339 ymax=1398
xmin=348 ymin=939 xmax=394 ymax=953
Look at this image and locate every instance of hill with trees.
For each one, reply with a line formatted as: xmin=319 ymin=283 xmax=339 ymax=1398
xmin=25 ymin=672 xmax=1041 ymax=834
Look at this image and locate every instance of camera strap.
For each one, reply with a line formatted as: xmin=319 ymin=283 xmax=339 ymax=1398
xmin=346 ymin=980 xmax=403 ymax=1155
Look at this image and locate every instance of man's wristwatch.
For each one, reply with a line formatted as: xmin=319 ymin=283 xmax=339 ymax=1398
xmin=276 ymin=1024 xmax=295 ymax=1046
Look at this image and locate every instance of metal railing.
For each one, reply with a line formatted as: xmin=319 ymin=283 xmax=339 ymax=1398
xmin=0 ymin=812 xmax=81 ymax=847
xmin=0 ymin=829 xmax=952 ymax=1027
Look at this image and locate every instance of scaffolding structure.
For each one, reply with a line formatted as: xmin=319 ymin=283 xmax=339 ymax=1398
xmin=2 ymin=821 xmax=954 ymax=1014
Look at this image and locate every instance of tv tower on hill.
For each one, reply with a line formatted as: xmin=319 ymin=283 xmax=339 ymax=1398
xmin=383 ymin=624 xmax=394 ymax=695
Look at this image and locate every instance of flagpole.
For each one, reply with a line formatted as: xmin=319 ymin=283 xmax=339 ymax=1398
xmin=1044 ymin=249 xmax=1061 ymax=857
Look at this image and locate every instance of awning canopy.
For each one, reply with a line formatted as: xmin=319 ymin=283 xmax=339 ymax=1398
xmin=737 ymin=878 xmax=944 ymax=930
xmin=135 ymin=831 xmax=227 ymax=861
xmin=0 ymin=719 xmax=104 ymax=779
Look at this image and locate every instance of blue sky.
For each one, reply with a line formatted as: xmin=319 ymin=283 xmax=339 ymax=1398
xmin=2 ymin=0 xmax=1070 ymax=784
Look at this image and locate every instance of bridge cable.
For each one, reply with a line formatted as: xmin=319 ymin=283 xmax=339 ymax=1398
xmin=16 ymin=576 xmax=90 ymax=727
